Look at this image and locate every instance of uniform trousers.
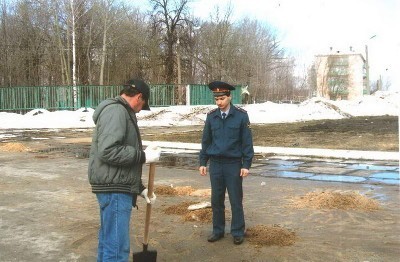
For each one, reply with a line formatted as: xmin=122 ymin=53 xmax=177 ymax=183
xmin=209 ymin=159 xmax=245 ymax=237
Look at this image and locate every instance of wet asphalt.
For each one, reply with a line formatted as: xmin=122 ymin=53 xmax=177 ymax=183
xmin=0 ymin=128 xmax=399 ymax=187
xmin=158 ymin=152 xmax=400 ymax=186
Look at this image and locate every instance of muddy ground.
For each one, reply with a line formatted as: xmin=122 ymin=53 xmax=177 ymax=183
xmin=0 ymin=115 xmax=397 ymax=152
xmin=0 ymin=115 xmax=399 ymax=262
xmin=140 ymin=115 xmax=399 ymax=151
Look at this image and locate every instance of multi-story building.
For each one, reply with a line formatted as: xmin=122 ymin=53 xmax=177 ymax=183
xmin=315 ymin=49 xmax=366 ymax=100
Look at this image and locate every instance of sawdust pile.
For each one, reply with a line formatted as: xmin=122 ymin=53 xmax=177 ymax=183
xmin=289 ymin=190 xmax=380 ymax=210
xmin=246 ymin=225 xmax=296 ymax=247
xmin=164 ymin=201 xmax=213 ymax=223
xmin=164 ymin=201 xmax=198 ymax=215
xmin=183 ymin=209 xmax=213 ymax=223
xmin=0 ymin=142 xmax=30 ymax=152
xmin=155 ymin=185 xmax=196 ymax=196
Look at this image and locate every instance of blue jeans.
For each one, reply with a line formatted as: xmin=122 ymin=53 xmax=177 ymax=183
xmin=209 ymin=160 xmax=244 ymax=237
xmin=96 ymin=193 xmax=132 ymax=262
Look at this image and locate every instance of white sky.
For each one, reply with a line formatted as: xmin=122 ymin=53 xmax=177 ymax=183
xmin=130 ymin=0 xmax=400 ymax=91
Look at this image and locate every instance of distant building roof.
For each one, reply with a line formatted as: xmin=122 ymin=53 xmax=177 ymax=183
xmin=315 ymin=47 xmax=365 ymax=62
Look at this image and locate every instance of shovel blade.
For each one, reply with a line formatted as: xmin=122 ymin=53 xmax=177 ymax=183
xmin=132 ymin=250 xmax=157 ymax=262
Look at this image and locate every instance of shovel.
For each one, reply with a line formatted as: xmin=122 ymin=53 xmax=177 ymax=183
xmin=132 ymin=163 xmax=157 ymax=262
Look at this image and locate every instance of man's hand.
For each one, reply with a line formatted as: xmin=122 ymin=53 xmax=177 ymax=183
xmin=240 ymin=168 xmax=249 ymax=177
xmin=140 ymin=189 xmax=156 ymax=204
xmin=144 ymin=144 xmax=161 ymax=163
xmin=199 ymin=166 xmax=207 ymax=176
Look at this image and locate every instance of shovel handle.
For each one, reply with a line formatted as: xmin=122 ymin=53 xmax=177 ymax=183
xmin=143 ymin=163 xmax=155 ymax=245
xmin=147 ymin=163 xmax=156 ymax=198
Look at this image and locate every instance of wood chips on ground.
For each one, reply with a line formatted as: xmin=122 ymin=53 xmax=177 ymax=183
xmin=289 ymin=190 xmax=380 ymax=210
xmin=164 ymin=201 xmax=198 ymax=215
xmin=246 ymin=225 xmax=297 ymax=247
xmin=0 ymin=142 xmax=30 ymax=152
xmin=183 ymin=209 xmax=213 ymax=223
xmin=155 ymin=185 xmax=196 ymax=196
xmin=163 ymin=201 xmax=213 ymax=223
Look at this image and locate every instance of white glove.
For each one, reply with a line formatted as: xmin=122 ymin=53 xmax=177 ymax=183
xmin=140 ymin=189 xmax=156 ymax=204
xmin=144 ymin=144 xmax=161 ymax=163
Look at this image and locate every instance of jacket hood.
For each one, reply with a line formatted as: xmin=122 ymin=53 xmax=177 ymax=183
xmin=92 ymin=97 xmax=127 ymax=124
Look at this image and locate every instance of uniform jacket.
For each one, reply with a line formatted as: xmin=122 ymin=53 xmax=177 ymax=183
xmin=200 ymin=104 xmax=254 ymax=169
xmin=88 ymin=96 xmax=145 ymax=194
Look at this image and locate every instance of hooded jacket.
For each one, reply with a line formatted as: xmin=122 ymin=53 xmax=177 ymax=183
xmin=88 ymin=96 xmax=145 ymax=194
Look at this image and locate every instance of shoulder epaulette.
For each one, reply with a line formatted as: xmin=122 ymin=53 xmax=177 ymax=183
xmin=207 ymin=108 xmax=218 ymax=115
xmin=235 ymin=105 xmax=247 ymax=113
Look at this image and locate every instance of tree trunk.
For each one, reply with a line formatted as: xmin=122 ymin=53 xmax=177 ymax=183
xmin=99 ymin=4 xmax=109 ymax=86
xmin=70 ymin=0 xmax=78 ymax=108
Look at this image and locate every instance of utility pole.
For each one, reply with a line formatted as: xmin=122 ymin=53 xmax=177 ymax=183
xmin=365 ymin=44 xmax=370 ymax=95
xmin=365 ymin=35 xmax=376 ymax=95
xmin=176 ymin=37 xmax=183 ymax=104
xmin=70 ymin=0 xmax=77 ymax=108
xmin=177 ymin=38 xmax=181 ymax=86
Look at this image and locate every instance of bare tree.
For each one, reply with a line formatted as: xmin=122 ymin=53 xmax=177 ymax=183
xmin=149 ymin=0 xmax=192 ymax=84
xmin=0 ymin=0 xmax=310 ymax=104
xmin=98 ymin=0 xmax=115 ymax=85
xmin=10 ymin=0 xmax=53 ymax=86
xmin=307 ymin=64 xmax=318 ymax=97
xmin=0 ymin=0 xmax=11 ymax=86
xmin=50 ymin=0 xmax=72 ymax=85
xmin=197 ymin=4 xmax=234 ymax=82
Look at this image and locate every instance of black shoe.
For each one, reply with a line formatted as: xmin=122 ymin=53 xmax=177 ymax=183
xmin=207 ymin=233 xmax=224 ymax=242
xmin=233 ymin=236 xmax=244 ymax=245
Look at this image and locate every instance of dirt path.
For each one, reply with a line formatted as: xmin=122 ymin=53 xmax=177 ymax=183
xmin=0 ymin=151 xmax=399 ymax=262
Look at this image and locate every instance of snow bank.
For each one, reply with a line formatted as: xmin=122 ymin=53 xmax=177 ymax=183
xmin=0 ymin=92 xmax=398 ymax=129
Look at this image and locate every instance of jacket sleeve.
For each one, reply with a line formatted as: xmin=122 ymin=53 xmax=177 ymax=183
xmin=199 ymin=115 xmax=211 ymax=166
xmin=96 ymin=105 xmax=143 ymax=166
xmin=241 ymin=113 xmax=254 ymax=169
xmin=139 ymin=182 xmax=146 ymax=193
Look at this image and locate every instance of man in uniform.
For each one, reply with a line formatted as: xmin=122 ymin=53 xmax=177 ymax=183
xmin=199 ymin=81 xmax=254 ymax=245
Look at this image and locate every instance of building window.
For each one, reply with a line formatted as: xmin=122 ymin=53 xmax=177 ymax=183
xmin=327 ymin=56 xmax=349 ymax=99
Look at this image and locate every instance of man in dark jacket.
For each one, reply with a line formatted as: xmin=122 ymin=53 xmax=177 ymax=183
xmin=88 ymin=79 xmax=160 ymax=261
xmin=199 ymin=81 xmax=254 ymax=245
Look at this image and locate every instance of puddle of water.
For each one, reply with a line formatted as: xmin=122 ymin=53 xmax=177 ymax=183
xmin=308 ymin=175 xmax=366 ymax=183
xmin=369 ymin=178 xmax=399 ymax=185
xmin=276 ymin=171 xmax=314 ymax=179
xmin=370 ymin=172 xmax=399 ymax=180
xmin=346 ymin=164 xmax=397 ymax=171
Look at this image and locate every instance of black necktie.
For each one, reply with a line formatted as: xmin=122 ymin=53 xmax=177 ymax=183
xmin=222 ymin=112 xmax=226 ymax=119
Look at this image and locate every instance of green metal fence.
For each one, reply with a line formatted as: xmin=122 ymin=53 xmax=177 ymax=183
xmin=0 ymin=85 xmax=175 ymax=112
xmin=189 ymin=84 xmax=242 ymax=105
xmin=0 ymin=85 xmax=123 ymax=112
xmin=0 ymin=84 xmax=243 ymax=112
xmin=150 ymin=84 xmax=176 ymax=106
